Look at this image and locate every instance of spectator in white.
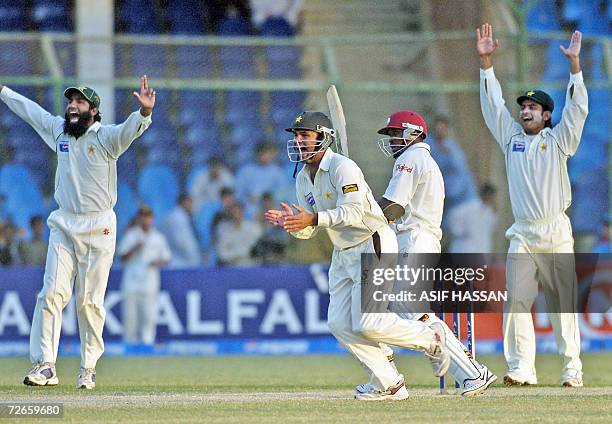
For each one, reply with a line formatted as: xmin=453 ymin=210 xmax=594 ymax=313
xmin=234 ymin=142 xmax=288 ymax=216
xmin=19 ymin=216 xmax=48 ymax=266
xmin=250 ymin=0 xmax=302 ymax=29
xmin=216 ymin=203 xmax=262 ymax=265
xmin=428 ymin=116 xmax=478 ymax=223
xmin=118 ymin=206 xmax=171 ymax=345
xmin=189 ymin=156 xmax=234 ymax=212
xmin=161 ymin=194 xmax=201 ymax=268
xmin=448 ymin=183 xmax=498 ymax=253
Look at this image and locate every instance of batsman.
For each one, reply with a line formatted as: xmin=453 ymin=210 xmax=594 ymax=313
xmin=0 ymin=76 xmax=155 ymax=389
xmin=477 ymin=24 xmax=586 ymax=387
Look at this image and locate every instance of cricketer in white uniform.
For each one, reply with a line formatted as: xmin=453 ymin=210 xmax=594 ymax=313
xmin=0 ymin=76 xmax=155 ymax=389
xmin=358 ymin=110 xmax=497 ymax=397
xmin=119 ymin=205 xmax=171 ymax=345
xmin=265 ymin=111 xmax=451 ymax=400
xmin=478 ymin=24 xmax=587 ymax=387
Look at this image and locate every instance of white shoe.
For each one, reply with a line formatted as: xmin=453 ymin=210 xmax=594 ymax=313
xmin=355 ymin=377 xmax=409 ymax=401
xmin=76 ymin=367 xmax=96 ymax=389
xmin=355 ymin=351 xmax=398 ymax=394
xmin=461 ymin=366 xmax=498 ymax=397
xmin=23 ymin=362 xmax=59 ymax=386
xmin=426 ymin=322 xmax=451 ymax=377
xmin=503 ymin=372 xmax=537 ymax=386
xmin=562 ymin=370 xmax=583 ymax=387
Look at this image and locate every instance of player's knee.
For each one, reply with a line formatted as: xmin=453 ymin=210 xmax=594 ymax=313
xmin=327 ymin=317 xmax=350 ymax=338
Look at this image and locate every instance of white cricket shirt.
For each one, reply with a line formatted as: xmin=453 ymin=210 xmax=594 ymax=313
xmin=0 ymin=86 xmax=152 ymax=214
xmin=383 ymin=143 xmax=444 ymax=240
xmin=480 ymin=68 xmax=588 ymax=222
xmin=292 ymin=148 xmax=388 ymax=250
xmin=118 ymin=225 xmax=171 ymax=294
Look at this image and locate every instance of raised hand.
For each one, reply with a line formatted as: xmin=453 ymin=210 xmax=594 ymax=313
xmin=133 ymin=75 xmax=156 ymax=116
xmin=560 ymin=30 xmax=582 ymax=59
xmin=476 ymin=23 xmax=500 ymax=57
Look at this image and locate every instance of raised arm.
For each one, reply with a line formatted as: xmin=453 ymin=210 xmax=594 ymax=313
xmin=477 ymin=23 xmax=520 ymax=150
xmin=0 ymin=84 xmax=63 ymax=150
xmin=553 ymin=31 xmax=588 ymax=156
xmin=99 ymin=75 xmax=155 ymax=158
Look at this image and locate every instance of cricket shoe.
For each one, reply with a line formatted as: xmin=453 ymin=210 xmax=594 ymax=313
xmin=23 ymin=362 xmax=59 ymax=386
xmin=355 ymin=377 xmax=409 ymax=401
xmin=76 ymin=367 xmax=96 ymax=389
xmin=425 ymin=322 xmax=451 ymax=377
xmin=355 ymin=351 xmax=398 ymax=394
xmin=503 ymin=372 xmax=537 ymax=386
xmin=461 ymin=366 xmax=498 ymax=397
xmin=562 ymin=370 xmax=583 ymax=387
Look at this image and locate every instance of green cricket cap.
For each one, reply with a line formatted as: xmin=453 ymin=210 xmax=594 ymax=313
xmin=63 ymin=86 xmax=101 ymax=108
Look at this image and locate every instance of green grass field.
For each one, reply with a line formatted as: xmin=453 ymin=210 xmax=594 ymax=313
xmin=1 ymin=353 xmax=611 ymax=423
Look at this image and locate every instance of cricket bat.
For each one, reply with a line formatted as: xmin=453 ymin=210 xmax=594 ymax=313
xmin=326 ymin=85 xmax=348 ymax=158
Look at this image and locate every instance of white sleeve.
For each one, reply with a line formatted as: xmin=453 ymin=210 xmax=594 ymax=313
xmin=0 ymin=86 xmax=63 ymax=150
xmin=290 ymin=176 xmax=320 ymax=240
xmin=316 ymin=160 xmax=365 ymax=228
xmin=551 ymin=72 xmax=588 ymax=157
xmin=383 ymin=156 xmax=419 ymax=207
xmin=99 ymin=110 xmax=152 ymax=159
xmin=479 ymin=67 xmax=522 ymax=151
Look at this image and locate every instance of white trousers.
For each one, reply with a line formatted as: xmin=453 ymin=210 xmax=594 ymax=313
xmin=122 ymin=291 xmax=158 ymax=345
xmin=327 ymin=225 xmax=436 ymax=390
xmin=30 ymin=209 xmax=116 ymax=369
xmin=503 ymin=213 xmax=582 ymax=379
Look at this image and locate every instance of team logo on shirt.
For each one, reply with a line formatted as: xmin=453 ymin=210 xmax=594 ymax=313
xmin=540 ymin=142 xmax=547 ymax=152
xmin=512 ymin=141 xmax=525 ymax=152
xmin=325 ymin=191 xmax=331 ymax=199
xmin=103 ymin=228 xmax=110 ymax=236
xmin=396 ymin=164 xmax=414 ymax=173
xmin=305 ymin=192 xmax=315 ymax=206
xmin=59 ymin=140 xmax=69 ymax=152
xmin=88 ymin=145 xmax=96 ymax=154
xmin=342 ymin=184 xmax=359 ymax=194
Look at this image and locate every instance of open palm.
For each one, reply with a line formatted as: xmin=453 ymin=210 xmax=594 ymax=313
xmin=476 ymin=23 xmax=499 ymax=56
xmin=560 ymin=31 xmax=581 ymax=59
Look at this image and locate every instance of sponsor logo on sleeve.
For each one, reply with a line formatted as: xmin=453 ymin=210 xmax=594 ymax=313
xmin=395 ymin=164 xmax=414 ymax=173
xmin=59 ymin=141 xmax=69 ymax=152
xmin=512 ymin=141 xmax=525 ymax=152
xmin=342 ymin=184 xmax=359 ymax=194
xmin=305 ymin=192 xmax=315 ymax=206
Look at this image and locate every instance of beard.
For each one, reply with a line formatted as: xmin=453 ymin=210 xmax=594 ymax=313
xmin=63 ymin=110 xmax=92 ymax=139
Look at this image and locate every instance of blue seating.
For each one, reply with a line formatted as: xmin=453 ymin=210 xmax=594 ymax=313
xmin=0 ymin=163 xmax=47 ymax=232
xmin=0 ymin=2 xmax=27 ymax=31
xmin=259 ymin=17 xmax=295 ymax=37
xmin=562 ymin=0 xmax=583 ymax=23
xmin=0 ymin=44 xmax=34 ymax=75
xmin=119 ymin=0 xmax=161 ymax=34
xmin=138 ymin=164 xmax=180 ymax=218
xmin=526 ymin=0 xmax=560 ymax=32
xmin=216 ymin=17 xmax=250 ymax=35
xmin=176 ymin=45 xmax=213 ymax=77
xmin=185 ymin=122 xmax=222 ymax=148
xmin=115 ymin=183 xmax=139 ymax=236
xmin=168 ymin=0 xmax=205 ymax=34
xmin=32 ymin=0 xmax=71 ymax=32
xmin=117 ymin=149 xmax=139 ymax=188
xmin=131 ymin=46 xmax=169 ymax=78
xmin=578 ymin=2 xmax=610 ymax=35
xmin=542 ymin=42 xmax=567 ymax=82
xmin=571 ymin=167 xmax=608 ymax=233
xmin=224 ymin=90 xmax=261 ymax=124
